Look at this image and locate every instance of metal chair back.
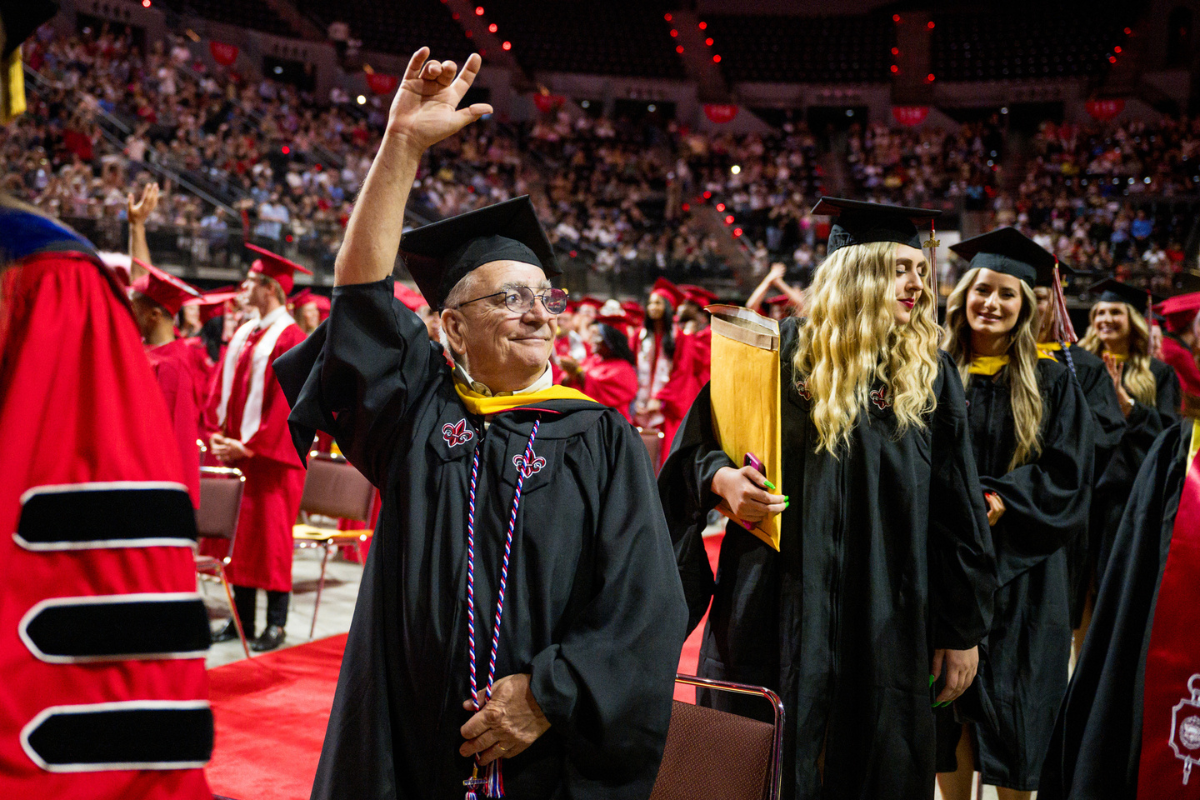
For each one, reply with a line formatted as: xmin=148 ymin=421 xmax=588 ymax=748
xmin=638 ymin=427 xmax=664 ymax=470
xmin=197 ymin=466 xmax=245 ymax=558
xmin=649 ymin=675 xmax=784 ymax=800
xmin=299 ymin=452 xmax=375 ymax=523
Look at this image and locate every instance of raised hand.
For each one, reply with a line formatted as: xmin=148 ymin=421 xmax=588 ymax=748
xmin=387 ymin=48 xmax=493 ymax=153
xmin=127 ymin=182 xmax=160 ymax=226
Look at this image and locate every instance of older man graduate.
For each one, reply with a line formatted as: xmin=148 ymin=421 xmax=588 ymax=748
xmin=273 ymin=48 xmax=687 ymax=800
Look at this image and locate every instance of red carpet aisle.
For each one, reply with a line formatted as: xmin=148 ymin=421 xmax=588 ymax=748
xmin=205 ymin=634 xmax=348 ymax=800
xmin=204 ymin=533 xmax=723 ymax=800
xmin=674 ymin=531 xmax=723 ymax=702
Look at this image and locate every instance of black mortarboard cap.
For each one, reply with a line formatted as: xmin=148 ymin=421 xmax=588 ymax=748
xmin=811 ymin=197 xmax=941 ymax=255
xmin=399 ymin=195 xmax=557 ymax=309
xmin=1089 ymin=278 xmax=1162 ymax=310
xmin=949 ymin=227 xmax=1058 ymax=287
xmin=1 ymin=1 xmax=59 ymax=59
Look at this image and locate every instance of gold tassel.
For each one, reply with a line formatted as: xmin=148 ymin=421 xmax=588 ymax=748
xmin=1 ymin=45 xmax=28 ymax=125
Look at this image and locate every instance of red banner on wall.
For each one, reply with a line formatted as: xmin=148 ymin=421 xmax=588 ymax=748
xmin=209 ymin=41 xmax=239 ymax=67
xmin=892 ymin=106 xmax=929 ymax=126
xmin=365 ymin=72 xmax=399 ymax=95
xmin=1085 ymin=98 xmax=1125 ymax=121
xmin=532 ymin=93 xmax=565 ymax=114
xmin=703 ymin=104 xmax=739 ymax=124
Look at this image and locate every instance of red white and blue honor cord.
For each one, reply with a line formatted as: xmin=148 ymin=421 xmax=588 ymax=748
xmin=464 ymin=419 xmax=540 ymax=800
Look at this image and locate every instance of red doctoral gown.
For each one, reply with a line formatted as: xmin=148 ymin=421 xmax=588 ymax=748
xmin=145 ymin=338 xmax=201 ymax=506
xmin=1158 ymin=333 xmax=1200 ymax=411
xmin=0 ymin=241 xmax=212 ymax=800
xmin=206 ymin=306 xmax=307 ymax=592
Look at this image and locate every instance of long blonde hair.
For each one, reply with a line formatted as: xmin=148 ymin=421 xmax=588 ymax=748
xmin=791 ymin=241 xmax=940 ymax=455
xmin=943 ymin=267 xmax=1044 ymax=472
xmin=1078 ymin=303 xmax=1156 ymax=406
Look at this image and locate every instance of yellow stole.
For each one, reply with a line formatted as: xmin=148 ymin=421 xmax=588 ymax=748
xmin=1037 ymin=342 xmax=1062 ymax=353
xmin=1190 ymin=419 xmax=1200 ymax=466
xmin=454 ymin=382 xmax=598 ymax=416
xmin=1104 ymin=351 xmax=1128 ymax=363
xmin=968 ymin=350 xmax=1057 ymax=376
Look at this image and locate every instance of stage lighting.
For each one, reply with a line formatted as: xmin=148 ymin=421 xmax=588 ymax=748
xmin=725 ymin=215 xmax=735 ymax=224
xmin=502 ymin=41 xmax=511 ymax=50
xmin=475 ymin=6 xmax=485 ymax=15
xmin=716 ymin=203 xmax=725 ymax=211
xmin=712 ymin=54 xmax=721 ymax=63
xmin=733 ymin=228 xmax=743 ymax=237
xmin=357 ymin=95 xmax=366 ymax=105
xmin=489 ymin=23 xmax=498 ymax=32
xmin=730 ymin=165 xmax=741 ymax=175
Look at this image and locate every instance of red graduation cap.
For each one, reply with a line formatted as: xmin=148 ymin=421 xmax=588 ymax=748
xmin=290 ymin=288 xmax=331 ymax=314
xmin=678 ymin=284 xmax=718 ymax=307
xmin=620 ymin=300 xmax=646 ymax=325
xmin=650 ymin=277 xmax=683 ymax=307
xmin=765 ymin=294 xmax=793 ymax=306
xmin=1154 ymin=292 xmax=1200 ymax=333
xmin=130 ymin=259 xmax=201 ymax=316
xmin=576 ymin=296 xmax=604 ymax=310
xmin=393 ymin=281 xmax=430 ymax=313
xmin=184 ymin=291 xmax=241 ymax=324
xmin=594 ymin=313 xmax=630 ymax=329
xmin=245 ymin=243 xmax=312 ymax=295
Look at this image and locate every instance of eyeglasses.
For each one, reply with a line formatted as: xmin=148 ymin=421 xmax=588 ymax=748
xmin=454 ymin=286 xmax=569 ymax=315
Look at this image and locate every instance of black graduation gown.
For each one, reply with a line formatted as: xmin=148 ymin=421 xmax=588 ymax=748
xmin=658 ymin=316 xmax=995 ymax=800
xmin=935 ymin=356 xmax=1094 ymax=790
xmin=1056 ymin=344 xmax=1126 ymax=628
xmin=1093 ymin=358 xmax=1181 ymax=580
xmin=273 ymin=278 xmax=688 ymax=800
xmin=1039 ymin=421 xmax=1190 ymax=800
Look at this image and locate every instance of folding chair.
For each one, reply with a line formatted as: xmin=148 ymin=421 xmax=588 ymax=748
xmin=293 ymin=451 xmax=376 ymax=639
xmin=649 ymin=674 xmax=785 ymax=800
xmin=194 ymin=466 xmax=250 ymax=659
xmin=638 ymin=427 xmax=665 ymax=472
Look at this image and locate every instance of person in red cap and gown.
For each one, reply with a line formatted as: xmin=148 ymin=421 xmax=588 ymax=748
xmin=561 ymin=313 xmax=639 ymax=421
xmin=636 ymin=278 xmax=708 ymax=465
xmin=1155 ymin=290 xmax=1200 ymax=415
xmin=206 ymin=243 xmax=309 ymax=651
xmin=290 ymin=287 xmax=331 ymax=336
xmin=1 ymin=4 xmax=214 ymax=790
xmin=129 ymin=259 xmax=204 ymax=506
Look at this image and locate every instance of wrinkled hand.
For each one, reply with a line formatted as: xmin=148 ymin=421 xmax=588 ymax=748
xmin=712 ymin=465 xmax=787 ymax=523
xmin=209 ymin=433 xmax=253 ymax=463
xmin=984 ymin=491 xmax=1006 ymax=527
xmin=460 ymin=674 xmax=550 ymax=766
xmin=387 ymin=48 xmax=494 ymax=153
xmin=127 ymin=182 xmax=159 ymax=226
xmin=1103 ymin=353 xmax=1135 ymax=417
xmin=932 ymin=646 xmax=979 ymax=706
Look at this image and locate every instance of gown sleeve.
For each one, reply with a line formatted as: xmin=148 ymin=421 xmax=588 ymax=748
xmin=1153 ymin=359 xmax=1181 ymax=418
xmin=657 ymin=382 xmax=736 ymax=633
xmin=927 ymin=351 xmax=996 ymax=650
xmin=981 ymin=363 xmax=1095 ymax=586
xmin=1074 ymin=352 xmax=1126 ymax=471
xmin=527 ymin=416 xmax=688 ymax=792
xmin=272 ymin=277 xmax=443 ymax=486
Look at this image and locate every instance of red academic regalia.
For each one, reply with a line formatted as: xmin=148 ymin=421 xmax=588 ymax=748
xmin=1158 ymin=333 xmax=1200 ymax=411
xmin=578 ymin=354 xmax=639 ymax=422
xmin=650 ymin=328 xmax=710 ymax=465
xmin=0 ymin=248 xmax=212 ymax=800
xmin=145 ymin=338 xmax=201 ymax=507
xmin=205 ymin=307 xmax=307 ymax=593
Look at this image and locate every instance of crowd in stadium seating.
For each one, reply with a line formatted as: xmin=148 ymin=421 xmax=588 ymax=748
xmin=3 ymin=24 xmax=1195 ymax=295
